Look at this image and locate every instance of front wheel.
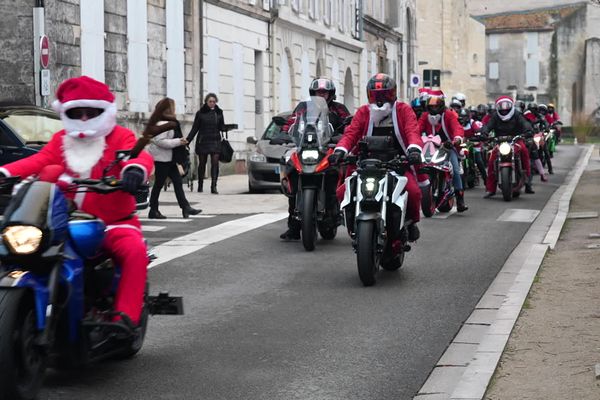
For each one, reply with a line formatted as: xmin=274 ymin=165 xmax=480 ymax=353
xmin=0 ymin=290 xmax=47 ymax=400
xmin=500 ymin=167 xmax=512 ymax=202
xmin=356 ymin=220 xmax=378 ymax=286
xmin=421 ymin=180 xmax=435 ymax=218
xmin=301 ymin=189 xmax=317 ymax=251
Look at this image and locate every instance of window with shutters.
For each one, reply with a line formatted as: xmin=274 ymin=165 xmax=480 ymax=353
xmin=80 ymin=0 xmax=105 ymax=82
xmin=127 ymin=0 xmax=148 ymax=112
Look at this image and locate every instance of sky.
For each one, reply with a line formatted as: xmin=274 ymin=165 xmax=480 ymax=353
xmin=467 ymin=0 xmax=587 ymax=15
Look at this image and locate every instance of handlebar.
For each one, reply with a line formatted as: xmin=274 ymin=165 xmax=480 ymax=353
xmin=69 ymin=178 xmax=149 ymax=195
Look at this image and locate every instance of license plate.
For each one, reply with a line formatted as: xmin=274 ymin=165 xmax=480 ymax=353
xmin=274 ymin=166 xmax=280 ymax=174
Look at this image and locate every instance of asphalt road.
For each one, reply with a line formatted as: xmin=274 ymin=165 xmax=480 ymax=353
xmin=39 ymin=145 xmax=583 ymax=400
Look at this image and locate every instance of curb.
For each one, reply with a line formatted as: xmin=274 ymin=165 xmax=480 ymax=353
xmin=414 ymin=145 xmax=595 ymax=400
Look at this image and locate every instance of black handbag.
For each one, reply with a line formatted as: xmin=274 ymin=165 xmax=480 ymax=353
xmin=172 ymin=122 xmax=191 ymax=176
xmin=219 ymin=132 xmax=234 ymax=163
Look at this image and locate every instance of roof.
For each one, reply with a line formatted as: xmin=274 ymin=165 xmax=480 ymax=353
xmin=476 ymin=2 xmax=587 ymax=33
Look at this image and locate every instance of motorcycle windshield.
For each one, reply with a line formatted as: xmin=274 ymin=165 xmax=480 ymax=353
xmin=289 ymin=96 xmax=332 ymax=151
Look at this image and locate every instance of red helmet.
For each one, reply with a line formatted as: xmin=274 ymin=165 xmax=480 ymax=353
xmin=367 ymin=73 xmax=397 ymax=106
xmin=309 ymin=78 xmax=336 ymax=103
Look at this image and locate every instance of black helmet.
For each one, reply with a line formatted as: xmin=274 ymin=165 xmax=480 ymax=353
xmin=366 ymin=73 xmax=397 ymax=107
xmin=538 ymin=104 xmax=548 ymax=115
xmin=487 ymin=102 xmax=495 ymax=114
xmin=426 ymin=94 xmax=446 ymax=116
xmin=527 ymin=102 xmax=538 ymax=113
xmin=476 ymin=103 xmax=488 ymax=115
xmin=515 ymin=100 xmax=526 ymax=113
xmin=309 ymin=78 xmax=336 ymax=103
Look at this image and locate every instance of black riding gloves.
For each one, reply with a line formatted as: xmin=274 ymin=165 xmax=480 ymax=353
xmin=407 ymin=148 xmax=422 ymax=165
xmin=328 ymin=149 xmax=345 ymax=166
xmin=121 ymin=167 xmax=145 ymax=194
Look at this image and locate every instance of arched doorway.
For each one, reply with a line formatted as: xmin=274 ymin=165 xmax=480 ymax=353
xmin=343 ymin=67 xmax=354 ymax=112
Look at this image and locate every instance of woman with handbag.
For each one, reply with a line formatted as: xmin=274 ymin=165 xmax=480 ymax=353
xmin=147 ymin=99 xmax=202 ymax=219
xmin=187 ymin=93 xmax=225 ymax=194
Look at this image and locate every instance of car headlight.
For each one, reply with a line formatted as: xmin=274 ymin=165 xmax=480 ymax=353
xmin=499 ymin=142 xmax=512 ymax=156
xmin=301 ymin=150 xmax=319 ymax=163
xmin=250 ymin=152 xmax=267 ymax=162
xmin=3 ymin=225 xmax=43 ymax=255
xmin=361 ymin=177 xmax=379 ymax=197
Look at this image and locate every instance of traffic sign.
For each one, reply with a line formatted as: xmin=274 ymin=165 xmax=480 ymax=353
xmin=410 ymin=74 xmax=420 ymax=88
xmin=40 ymin=35 xmax=49 ymax=69
xmin=40 ymin=69 xmax=50 ymax=96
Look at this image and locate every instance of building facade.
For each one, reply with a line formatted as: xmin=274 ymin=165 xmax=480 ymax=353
xmin=416 ymin=0 xmax=487 ymax=106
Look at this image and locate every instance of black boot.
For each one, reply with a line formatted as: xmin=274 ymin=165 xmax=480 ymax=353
xmin=407 ymin=223 xmax=420 ymax=242
xmin=525 ymin=184 xmax=535 ymax=194
xmin=211 ymin=181 xmax=218 ymax=194
xmin=148 ymin=209 xmax=167 ymax=219
xmin=280 ymin=217 xmax=300 ymax=240
xmin=182 ymin=206 xmax=202 ymax=219
xmin=456 ymin=191 xmax=468 ymax=212
xmin=197 ymin=180 xmax=203 ymax=193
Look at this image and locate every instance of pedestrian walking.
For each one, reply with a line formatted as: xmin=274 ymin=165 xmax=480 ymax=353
xmin=187 ymin=93 xmax=225 ymax=194
xmin=147 ymin=98 xmax=202 ymax=219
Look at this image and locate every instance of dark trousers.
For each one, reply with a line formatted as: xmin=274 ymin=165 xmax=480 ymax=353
xmin=150 ymin=161 xmax=190 ymax=210
xmin=198 ymin=153 xmax=220 ymax=185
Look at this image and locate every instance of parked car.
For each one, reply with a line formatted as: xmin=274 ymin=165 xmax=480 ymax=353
xmin=246 ymin=112 xmax=292 ymax=193
xmin=0 ymin=103 xmax=62 ymax=165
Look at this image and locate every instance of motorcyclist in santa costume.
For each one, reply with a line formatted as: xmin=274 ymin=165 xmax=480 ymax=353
xmin=328 ymin=73 xmax=423 ymax=242
xmin=0 ymin=76 xmax=154 ymax=329
xmin=480 ymin=96 xmax=534 ymax=197
xmin=418 ymin=90 xmax=469 ymax=212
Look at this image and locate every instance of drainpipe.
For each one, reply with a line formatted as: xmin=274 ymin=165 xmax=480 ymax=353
xmin=33 ymin=0 xmax=46 ymax=106
xmin=199 ymin=0 xmax=204 ymax=107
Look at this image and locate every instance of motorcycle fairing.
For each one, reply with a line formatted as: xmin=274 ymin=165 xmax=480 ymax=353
xmin=0 ymin=269 xmax=49 ymax=330
xmin=340 ymin=173 xmax=357 ymax=210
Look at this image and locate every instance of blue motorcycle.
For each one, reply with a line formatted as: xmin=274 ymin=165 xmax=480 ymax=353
xmin=0 ymin=160 xmax=183 ymax=400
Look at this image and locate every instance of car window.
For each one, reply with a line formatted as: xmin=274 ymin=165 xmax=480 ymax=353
xmin=261 ymin=122 xmax=282 ymax=140
xmin=0 ymin=123 xmax=18 ymax=146
xmin=1 ymin=113 xmax=62 ymax=143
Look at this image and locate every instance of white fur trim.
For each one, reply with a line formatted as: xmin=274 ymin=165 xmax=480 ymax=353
xmin=333 ymin=147 xmax=348 ymax=154
xmin=121 ymin=164 xmax=149 ymax=182
xmin=61 ymin=103 xmax=117 ymax=139
xmin=0 ymin=167 xmax=11 ymax=177
xmin=105 ymin=224 xmax=142 ymax=233
xmin=62 ymin=135 xmax=107 ymax=175
xmin=418 ymin=179 xmax=430 ymax=187
xmin=407 ymin=144 xmax=422 ymax=152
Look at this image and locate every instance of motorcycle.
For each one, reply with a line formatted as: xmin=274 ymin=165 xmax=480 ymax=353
xmin=493 ymin=135 xmax=526 ymax=201
xmin=0 ymin=155 xmax=183 ymax=400
xmin=280 ymin=96 xmax=340 ymax=251
xmin=419 ymin=133 xmax=455 ymax=217
xmin=340 ymin=136 xmax=413 ymax=286
xmin=545 ymin=123 xmax=559 ymax=158
xmin=460 ymin=140 xmax=477 ymax=189
xmin=531 ymin=132 xmax=550 ymax=178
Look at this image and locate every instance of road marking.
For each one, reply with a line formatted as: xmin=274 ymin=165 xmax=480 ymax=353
xmin=148 ymin=212 xmax=288 ymax=269
xmin=189 ymin=214 xmax=216 ymax=219
xmin=141 ymin=225 xmax=166 ymax=232
xmin=496 ymin=209 xmax=540 ymax=223
xmin=138 ymin=218 xmax=192 ymax=223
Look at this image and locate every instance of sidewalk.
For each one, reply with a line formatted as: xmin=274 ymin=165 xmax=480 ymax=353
xmin=485 ymin=147 xmax=600 ymax=399
xmin=146 ymin=174 xmax=288 ymax=217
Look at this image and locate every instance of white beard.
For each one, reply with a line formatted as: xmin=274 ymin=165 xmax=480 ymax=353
xmin=370 ymin=103 xmax=392 ymax=126
xmin=62 ymin=135 xmax=107 ymax=176
xmin=428 ymin=114 xmax=441 ymax=126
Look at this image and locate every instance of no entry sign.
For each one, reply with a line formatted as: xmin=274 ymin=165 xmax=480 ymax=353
xmin=40 ymin=35 xmax=49 ymax=69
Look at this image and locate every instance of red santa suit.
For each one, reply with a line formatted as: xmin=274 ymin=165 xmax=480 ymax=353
xmin=418 ymin=109 xmax=465 ymax=142
xmin=0 ymin=76 xmax=153 ymax=325
xmin=335 ymin=101 xmax=423 ymax=223
xmin=462 ymin=119 xmax=483 ymax=139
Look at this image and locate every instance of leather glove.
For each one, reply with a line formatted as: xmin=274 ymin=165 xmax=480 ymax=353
xmin=328 ymin=150 xmax=345 ymax=166
xmin=121 ymin=167 xmax=145 ymax=194
xmin=407 ymin=148 xmax=422 ymax=165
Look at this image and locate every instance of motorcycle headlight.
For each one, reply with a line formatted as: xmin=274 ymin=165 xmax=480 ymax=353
xmin=499 ymin=142 xmax=512 ymax=156
xmin=533 ymin=136 xmax=541 ymax=144
xmin=250 ymin=152 xmax=267 ymax=162
xmin=301 ymin=150 xmax=319 ymax=163
xmin=361 ymin=177 xmax=379 ymax=197
xmin=3 ymin=225 xmax=43 ymax=255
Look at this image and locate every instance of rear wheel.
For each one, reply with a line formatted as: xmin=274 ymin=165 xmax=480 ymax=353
xmin=301 ymin=189 xmax=317 ymax=251
xmin=356 ymin=221 xmax=377 ymax=286
xmin=501 ymin=167 xmax=512 ymax=202
xmin=0 ymin=290 xmax=47 ymax=400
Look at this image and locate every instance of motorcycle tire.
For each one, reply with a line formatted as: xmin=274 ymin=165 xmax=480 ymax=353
xmin=356 ymin=220 xmax=377 ymax=286
xmin=0 ymin=289 xmax=47 ymax=400
xmin=501 ymin=168 xmax=512 ymax=202
xmin=301 ymin=189 xmax=317 ymax=252
xmin=421 ymin=182 xmax=435 ymax=218
xmin=467 ymin=168 xmax=477 ymax=189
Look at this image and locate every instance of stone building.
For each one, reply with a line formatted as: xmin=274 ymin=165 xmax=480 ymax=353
xmin=416 ymin=0 xmax=487 ymax=106
xmin=477 ymin=1 xmax=600 ymax=125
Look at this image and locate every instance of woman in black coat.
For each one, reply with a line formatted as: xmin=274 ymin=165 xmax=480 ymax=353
xmin=187 ymin=93 xmax=225 ymax=194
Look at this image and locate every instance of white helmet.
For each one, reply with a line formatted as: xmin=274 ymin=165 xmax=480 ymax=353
xmin=453 ymin=92 xmax=466 ymax=107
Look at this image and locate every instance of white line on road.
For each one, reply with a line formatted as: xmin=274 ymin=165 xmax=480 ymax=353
xmin=138 ymin=218 xmax=192 ymax=223
xmin=148 ymin=212 xmax=288 ymax=269
xmin=496 ymin=209 xmax=540 ymax=223
xmin=141 ymin=225 xmax=166 ymax=232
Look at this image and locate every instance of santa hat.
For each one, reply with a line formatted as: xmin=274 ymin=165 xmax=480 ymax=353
xmin=428 ymin=89 xmax=445 ymax=98
xmin=495 ymin=95 xmax=513 ymax=105
xmin=52 ymin=76 xmax=115 ymax=113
